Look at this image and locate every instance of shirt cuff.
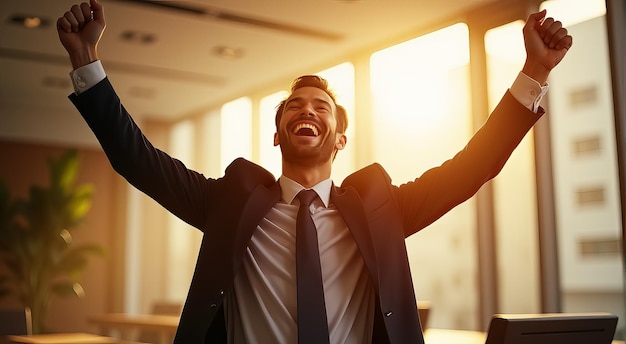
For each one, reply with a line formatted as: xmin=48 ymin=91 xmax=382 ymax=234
xmin=509 ymin=71 xmax=548 ymax=113
xmin=70 ymin=60 xmax=106 ymax=95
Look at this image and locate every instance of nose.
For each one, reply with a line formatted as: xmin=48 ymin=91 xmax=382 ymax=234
xmin=299 ymin=103 xmax=315 ymax=117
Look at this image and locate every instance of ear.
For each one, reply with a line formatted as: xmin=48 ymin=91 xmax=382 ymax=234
xmin=273 ymin=132 xmax=279 ymax=147
xmin=335 ymin=133 xmax=347 ymax=150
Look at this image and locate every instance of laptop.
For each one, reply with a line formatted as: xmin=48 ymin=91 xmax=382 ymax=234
xmin=485 ymin=312 xmax=618 ymax=344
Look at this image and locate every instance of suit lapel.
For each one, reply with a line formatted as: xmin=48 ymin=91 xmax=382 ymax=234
xmin=230 ymin=181 xmax=381 ymax=290
xmin=232 ymin=182 xmax=281 ymax=271
xmin=331 ymin=186 xmax=380 ymax=290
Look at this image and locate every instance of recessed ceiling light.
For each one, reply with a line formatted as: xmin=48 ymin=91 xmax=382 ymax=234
xmin=213 ymin=45 xmax=244 ymax=60
xmin=8 ymin=14 xmax=50 ymax=29
xmin=120 ymin=30 xmax=157 ymax=45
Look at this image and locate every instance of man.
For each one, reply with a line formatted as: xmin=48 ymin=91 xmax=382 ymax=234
xmin=57 ymin=1 xmax=572 ymax=343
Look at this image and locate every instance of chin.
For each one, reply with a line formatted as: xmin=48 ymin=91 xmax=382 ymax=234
xmin=281 ymin=145 xmax=333 ymax=165
xmin=278 ymin=130 xmax=336 ymax=163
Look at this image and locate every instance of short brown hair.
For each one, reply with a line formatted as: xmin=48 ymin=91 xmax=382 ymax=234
xmin=275 ymin=75 xmax=348 ymax=133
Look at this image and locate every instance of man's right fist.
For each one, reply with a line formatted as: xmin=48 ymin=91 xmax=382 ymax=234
xmin=57 ymin=0 xmax=106 ymax=69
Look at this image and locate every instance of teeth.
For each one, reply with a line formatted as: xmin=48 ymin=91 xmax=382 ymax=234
xmin=294 ymin=123 xmax=319 ymax=136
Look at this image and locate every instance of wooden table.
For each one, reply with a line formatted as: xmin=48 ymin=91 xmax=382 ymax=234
xmin=424 ymin=328 xmax=486 ymax=344
xmin=6 ymin=333 xmax=119 ymax=344
xmin=88 ymin=313 xmax=179 ymax=344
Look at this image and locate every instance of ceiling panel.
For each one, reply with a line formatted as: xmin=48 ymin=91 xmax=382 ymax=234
xmin=0 ymin=0 xmax=494 ymax=146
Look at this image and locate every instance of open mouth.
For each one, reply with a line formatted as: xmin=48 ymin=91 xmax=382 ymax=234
xmin=293 ymin=123 xmax=320 ymax=137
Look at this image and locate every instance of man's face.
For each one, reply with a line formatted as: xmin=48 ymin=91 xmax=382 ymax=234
xmin=274 ymin=86 xmax=346 ymax=166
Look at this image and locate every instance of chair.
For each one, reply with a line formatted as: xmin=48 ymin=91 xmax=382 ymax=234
xmin=151 ymin=301 xmax=182 ymax=317
xmin=0 ymin=308 xmax=32 ymax=336
xmin=417 ymin=301 xmax=431 ymax=330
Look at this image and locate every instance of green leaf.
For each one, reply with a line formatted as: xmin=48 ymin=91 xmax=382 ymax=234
xmin=52 ymin=244 xmax=105 ymax=278
xmin=65 ymin=184 xmax=93 ymax=225
xmin=50 ymin=150 xmax=80 ymax=193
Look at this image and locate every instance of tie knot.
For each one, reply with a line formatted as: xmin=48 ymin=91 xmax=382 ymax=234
xmin=297 ymin=189 xmax=317 ymax=206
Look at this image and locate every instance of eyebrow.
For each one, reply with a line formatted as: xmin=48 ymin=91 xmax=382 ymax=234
xmin=285 ymin=96 xmax=332 ymax=109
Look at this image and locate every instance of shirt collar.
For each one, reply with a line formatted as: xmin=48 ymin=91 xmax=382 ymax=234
xmin=279 ymin=175 xmax=333 ymax=207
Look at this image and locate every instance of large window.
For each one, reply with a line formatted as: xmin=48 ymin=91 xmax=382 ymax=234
xmin=221 ymin=97 xmax=253 ymax=173
xmin=166 ymin=120 xmax=201 ymax=301
xmin=370 ymin=23 xmax=477 ymax=330
xmin=540 ymin=0 xmax=624 ymax=337
xmin=485 ymin=0 xmax=623 ymax=337
xmin=486 ymin=20 xmax=542 ymax=315
xmin=259 ymin=91 xmax=289 ymax=178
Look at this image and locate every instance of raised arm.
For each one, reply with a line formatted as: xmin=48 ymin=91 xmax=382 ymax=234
xmin=396 ymin=11 xmax=573 ymax=236
xmin=56 ymin=0 xmax=215 ymax=231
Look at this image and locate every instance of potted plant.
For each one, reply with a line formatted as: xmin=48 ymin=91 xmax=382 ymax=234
xmin=0 ymin=150 xmax=104 ymax=334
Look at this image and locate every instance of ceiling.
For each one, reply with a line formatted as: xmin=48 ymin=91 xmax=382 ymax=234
xmin=0 ymin=0 xmax=495 ymax=146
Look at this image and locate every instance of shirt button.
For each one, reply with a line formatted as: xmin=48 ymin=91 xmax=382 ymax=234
xmin=219 ymin=289 xmax=225 ymax=297
xmin=78 ymin=81 xmax=86 ymax=88
xmin=385 ymin=311 xmax=393 ymax=317
xmin=530 ymin=90 xmax=536 ymax=96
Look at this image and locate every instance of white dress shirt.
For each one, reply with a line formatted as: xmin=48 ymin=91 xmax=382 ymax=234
xmin=225 ymin=177 xmax=375 ymax=343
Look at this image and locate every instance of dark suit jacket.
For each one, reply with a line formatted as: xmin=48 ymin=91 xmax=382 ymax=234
xmin=70 ymin=78 xmax=543 ymax=343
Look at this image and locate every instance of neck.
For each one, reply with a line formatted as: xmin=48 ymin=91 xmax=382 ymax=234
xmin=281 ymin=160 xmax=332 ymax=188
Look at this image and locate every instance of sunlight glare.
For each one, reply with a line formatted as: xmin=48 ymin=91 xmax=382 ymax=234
xmin=540 ymin=0 xmax=606 ymax=26
xmin=485 ymin=21 xmax=525 ymax=66
xmin=370 ymin=23 xmax=469 ymax=132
